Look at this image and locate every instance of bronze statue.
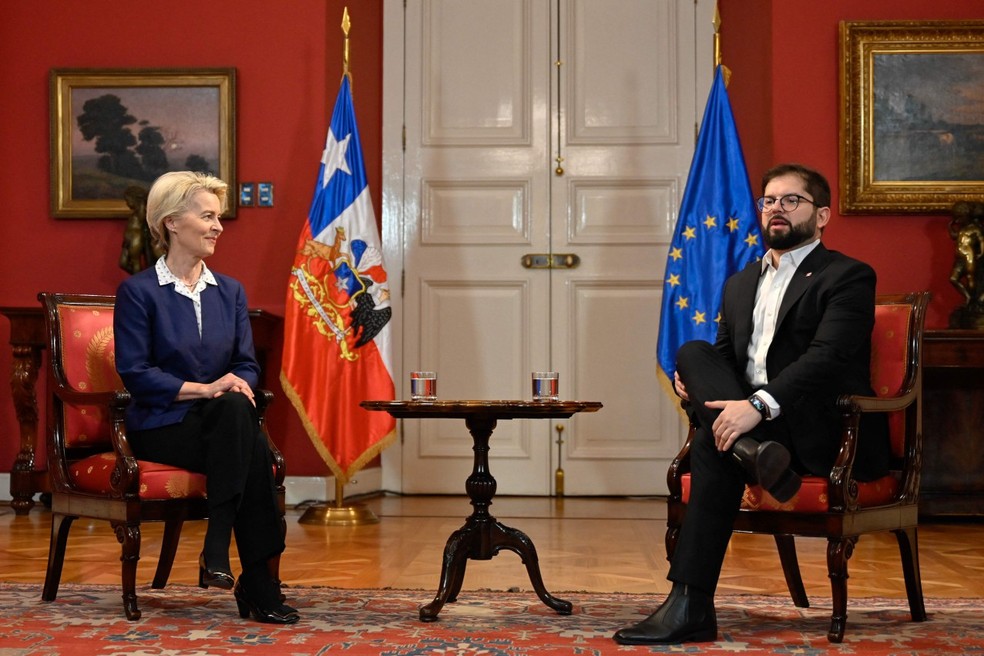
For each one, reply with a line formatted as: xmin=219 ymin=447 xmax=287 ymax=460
xmin=118 ymin=185 xmax=163 ymax=274
xmin=948 ymin=201 xmax=984 ymax=329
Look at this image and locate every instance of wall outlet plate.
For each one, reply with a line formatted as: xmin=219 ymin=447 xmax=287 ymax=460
xmin=239 ymin=183 xmax=255 ymax=206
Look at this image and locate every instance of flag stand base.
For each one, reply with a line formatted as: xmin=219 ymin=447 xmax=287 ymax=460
xmin=298 ymin=503 xmax=380 ymax=526
xmin=297 ymin=479 xmax=380 ymax=526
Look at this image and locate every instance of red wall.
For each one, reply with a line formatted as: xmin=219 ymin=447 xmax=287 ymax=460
xmin=1 ymin=1 xmax=981 ymax=477
xmin=0 ymin=0 xmax=384 ymax=476
xmin=720 ymin=0 xmax=983 ymax=330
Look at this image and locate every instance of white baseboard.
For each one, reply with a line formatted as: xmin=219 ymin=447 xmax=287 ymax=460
xmin=283 ymin=469 xmax=383 ymax=508
xmin=0 ymin=471 xmax=383 ymax=508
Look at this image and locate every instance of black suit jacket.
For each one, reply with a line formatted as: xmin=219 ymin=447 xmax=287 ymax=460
xmin=716 ymin=242 xmax=889 ymax=480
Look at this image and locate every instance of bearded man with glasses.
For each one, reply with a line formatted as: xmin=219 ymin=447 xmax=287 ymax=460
xmin=614 ymin=163 xmax=889 ymax=645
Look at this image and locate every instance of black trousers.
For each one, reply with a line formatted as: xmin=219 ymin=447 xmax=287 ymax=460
xmin=128 ymin=392 xmax=284 ymax=568
xmin=669 ymin=340 xmax=796 ymax=595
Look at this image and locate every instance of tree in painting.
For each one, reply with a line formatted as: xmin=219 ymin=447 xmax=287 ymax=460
xmin=76 ymin=93 xmax=212 ymax=184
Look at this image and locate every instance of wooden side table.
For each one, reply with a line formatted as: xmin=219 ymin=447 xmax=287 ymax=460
xmin=921 ymin=329 xmax=984 ymax=516
xmin=0 ymin=306 xmax=45 ymax=514
xmin=362 ymin=399 xmax=602 ymax=621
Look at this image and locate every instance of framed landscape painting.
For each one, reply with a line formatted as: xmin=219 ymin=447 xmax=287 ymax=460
xmin=50 ymin=68 xmax=236 ymax=218
xmin=839 ymin=21 xmax=984 ymax=214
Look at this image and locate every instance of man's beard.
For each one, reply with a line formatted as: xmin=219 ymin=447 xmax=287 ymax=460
xmin=763 ymin=211 xmax=817 ymax=250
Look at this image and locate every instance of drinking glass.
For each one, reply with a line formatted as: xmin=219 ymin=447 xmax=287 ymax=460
xmin=410 ymin=371 xmax=437 ymax=401
xmin=531 ymin=371 xmax=559 ymax=401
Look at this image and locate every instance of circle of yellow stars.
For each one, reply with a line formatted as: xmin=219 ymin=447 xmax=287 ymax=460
xmin=666 ymin=212 xmax=761 ymax=327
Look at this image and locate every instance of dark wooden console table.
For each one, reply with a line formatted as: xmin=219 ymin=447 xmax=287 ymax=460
xmin=362 ymin=399 xmax=603 ymax=621
xmin=921 ymin=329 xmax=984 ymax=516
xmin=0 ymin=304 xmax=281 ymax=515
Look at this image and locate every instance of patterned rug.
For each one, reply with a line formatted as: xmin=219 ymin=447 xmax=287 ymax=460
xmin=0 ymin=582 xmax=979 ymax=655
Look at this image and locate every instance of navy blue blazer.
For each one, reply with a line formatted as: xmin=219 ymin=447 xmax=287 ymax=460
xmin=715 ymin=242 xmax=889 ymax=480
xmin=114 ymin=266 xmax=260 ymax=432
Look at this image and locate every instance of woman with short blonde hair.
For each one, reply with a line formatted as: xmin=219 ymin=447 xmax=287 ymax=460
xmin=115 ymin=171 xmax=298 ymax=624
xmin=145 ymin=171 xmax=229 ymax=254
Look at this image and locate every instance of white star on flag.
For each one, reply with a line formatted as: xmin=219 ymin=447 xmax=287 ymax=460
xmin=321 ymin=130 xmax=351 ymax=187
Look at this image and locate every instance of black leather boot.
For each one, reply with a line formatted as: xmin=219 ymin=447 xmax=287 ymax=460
xmin=613 ymin=582 xmax=717 ymax=644
xmin=731 ymin=437 xmax=801 ymax=502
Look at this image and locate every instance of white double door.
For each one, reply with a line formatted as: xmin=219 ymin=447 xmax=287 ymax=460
xmin=381 ymin=0 xmax=714 ymax=495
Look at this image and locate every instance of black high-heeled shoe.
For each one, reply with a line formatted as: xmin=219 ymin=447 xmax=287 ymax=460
xmin=198 ymin=553 xmax=235 ymax=590
xmin=234 ymin=580 xmax=300 ymax=624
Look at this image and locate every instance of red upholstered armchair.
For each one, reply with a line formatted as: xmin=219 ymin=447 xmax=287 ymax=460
xmin=665 ymin=292 xmax=930 ymax=643
xmin=38 ymin=292 xmax=286 ymax=620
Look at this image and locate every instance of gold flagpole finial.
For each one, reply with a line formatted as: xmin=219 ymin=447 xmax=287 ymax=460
xmin=713 ymin=2 xmax=731 ymax=86
xmin=341 ymin=6 xmax=352 ymax=84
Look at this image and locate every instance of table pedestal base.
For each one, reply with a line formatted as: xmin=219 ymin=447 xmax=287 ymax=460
xmin=418 ymin=413 xmax=571 ymax=622
xmin=419 ymin=514 xmax=573 ymax=621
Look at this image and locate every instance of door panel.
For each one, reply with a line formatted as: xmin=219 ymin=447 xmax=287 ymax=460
xmin=386 ymin=0 xmax=714 ymax=495
xmin=399 ymin=0 xmax=551 ymax=494
xmin=549 ymin=0 xmax=707 ymax=494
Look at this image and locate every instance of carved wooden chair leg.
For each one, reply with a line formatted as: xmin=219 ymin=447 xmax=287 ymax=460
xmin=893 ymin=527 xmax=927 ymax=622
xmin=664 ymin=525 xmax=680 ymax=562
xmin=41 ymin=513 xmax=75 ymax=602
xmin=774 ymin=534 xmax=809 ymax=608
xmin=116 ymin=523 xmax=143 ymax=621
xmin=152 ymin=518 xmax=185 ymax=589
xmin=825 ymin=536 xmax=857 ymax=643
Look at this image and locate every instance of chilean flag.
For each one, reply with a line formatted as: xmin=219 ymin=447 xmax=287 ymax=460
xmin=280 ymin=76 xmax=395 ymax=484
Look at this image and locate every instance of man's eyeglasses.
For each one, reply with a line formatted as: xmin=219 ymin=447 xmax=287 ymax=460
xmin=755 ymin=194 xmax=820 ymax=213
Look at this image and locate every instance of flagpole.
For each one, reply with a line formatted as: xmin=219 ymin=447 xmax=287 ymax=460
xmin=341 ymin=4 xmax=352 ymax=87
xmin=298 ymin=5 xmax=380 ymax=527
xmin=713 ymin=1 xmax=730 ymax=85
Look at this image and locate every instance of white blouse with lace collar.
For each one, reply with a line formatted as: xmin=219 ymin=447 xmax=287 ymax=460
xmin=154 ymin=257 xmax=218 ymax=337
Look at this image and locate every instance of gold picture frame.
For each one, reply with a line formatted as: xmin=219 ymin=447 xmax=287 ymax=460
xmin=839 ymin=20 xmax=984 ymax=214
xmin=50 ymin=68 xmax=236 ymax=219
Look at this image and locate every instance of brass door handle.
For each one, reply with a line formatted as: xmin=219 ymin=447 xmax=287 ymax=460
xmin=521 ymin=253 xmax=581 ymax=269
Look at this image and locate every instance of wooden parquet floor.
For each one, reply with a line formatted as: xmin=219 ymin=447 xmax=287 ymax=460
xmin=2 ymin=494 xmax=982 ymax=599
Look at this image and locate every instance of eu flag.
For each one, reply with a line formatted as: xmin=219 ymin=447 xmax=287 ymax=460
xmin=656 ymin=66 xmax=764 ymax=383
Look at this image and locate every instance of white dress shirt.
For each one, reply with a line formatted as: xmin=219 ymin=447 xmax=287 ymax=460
xmin=745 ymin=239 xmax=821 ymax=418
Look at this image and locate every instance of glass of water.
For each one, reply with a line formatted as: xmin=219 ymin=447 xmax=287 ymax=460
xmin=410 ymin=371 xmax=437 ymax=401
xmin=531 ymin=371 xmax=559 ymax=401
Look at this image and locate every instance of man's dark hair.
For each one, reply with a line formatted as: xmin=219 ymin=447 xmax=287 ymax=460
xmin=761 ymin=163 xmax=831 ymax=209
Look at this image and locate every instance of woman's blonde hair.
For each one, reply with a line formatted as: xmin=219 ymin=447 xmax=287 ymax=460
xmin=146 ymin=171 xmax=228 ymax=253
